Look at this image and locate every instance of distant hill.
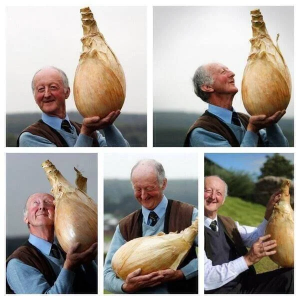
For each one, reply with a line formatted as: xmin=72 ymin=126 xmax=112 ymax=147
xmin=154 ymin=111 xmax=294 ymax=147
xmin=6 ymin=112 xmax=147 ymax=147
xmin=104 ymin=179 xmax=198 ymax=219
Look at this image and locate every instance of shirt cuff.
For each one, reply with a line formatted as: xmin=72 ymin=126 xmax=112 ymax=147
xmin=180 ymin=259 xmax=198 ymax=280
xmin=243 ymin=130 xmax=259 ymax=146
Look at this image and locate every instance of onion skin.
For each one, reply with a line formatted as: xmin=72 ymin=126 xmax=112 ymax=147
xmin=241 ymin=9 xmax=291 ymax=117
xmin=42 ymin=160 xmax=97 ymax=253
xmin=73 ymin=7 xmax=126 ymax=118
xmin=112 ymin=219 xmax=198 ymax=280
xmin=265 ymin=180 xmax=294 ymax=267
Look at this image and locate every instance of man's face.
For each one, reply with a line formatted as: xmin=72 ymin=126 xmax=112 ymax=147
xmin=131 ymin=164 xmax=167 ymax=210
xmin=33 ymin=68 xmax=70 ymax=118
xmin=24 ymin=193 xmax=55 ymax=229
xmin=207 ymin=63 xmax=238 ymax=95
xmin=204 ymin=176 xmax=226 ymax=217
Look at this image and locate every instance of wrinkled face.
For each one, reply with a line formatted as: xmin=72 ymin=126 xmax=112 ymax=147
xmin=24 ymin=193 xmax=55 ymax=229
xmin=204 ymin=176 xmax=226 ymax=218
xmin=207 ymin=63 xmax=238 ymax=95
xmin=131 ymin=165 xmax=167 ymax=210
xmin=33 ymin=68 xmax=70 ymax=118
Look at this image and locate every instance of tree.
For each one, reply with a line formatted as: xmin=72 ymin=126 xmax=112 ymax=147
xmin=259 ymin=154 xmax=294 ymax=179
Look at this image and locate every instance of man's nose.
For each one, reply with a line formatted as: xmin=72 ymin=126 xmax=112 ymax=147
xmin=44 ymin=87 xmax=51 ymax=97
xmin=38 ymin=202 xmax=46 ymax=210
xmin=229 ymin=70 xmax=235 ymax=77
xmin=141 ymin=189 xmax=147 ymax=200
xmin=211 ymin=190 xmax=217 ymax=199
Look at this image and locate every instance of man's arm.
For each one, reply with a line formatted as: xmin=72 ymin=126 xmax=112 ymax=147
xmin=103 ymin=225 xmax=128 ymax=293
xmin=19 ymin=132 xmax=56 ymax=147
xmin=7 ymin=259 xmax=76 ymax=294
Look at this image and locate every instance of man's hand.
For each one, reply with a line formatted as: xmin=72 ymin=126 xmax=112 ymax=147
xmin=243 ymin=235 xmax=276 ymax=266
xmin=64 ymin=242 xmax=98 ymax=271
xmin=80 ymin=110 xmax=121 ymax=136
xmin=247 ymin=110 xmax=286 ymax=133
xmin=265 ymin=190 xmax=281 ymax=220
xmin=156 ymin=269 xmax=184 ymax=283
xmin=122 ymin=268 xmax=164 ymax=293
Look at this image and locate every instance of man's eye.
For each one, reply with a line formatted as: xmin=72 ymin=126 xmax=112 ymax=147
xmin=50 ymin=86 xmax=57 ymax=90
xmin=38 ymin=88 xmax=45 ymax=92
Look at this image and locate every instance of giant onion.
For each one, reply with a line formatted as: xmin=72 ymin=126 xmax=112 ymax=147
xmin=112 ymin=219 xmax=198 ymax=280
xmin=265 ymin=180 xmax=294 ymax=267
xmin=241 ymin=9 xmax=291 ymax=117
xmin=73 ymin=7 xmax=126 ymax=118
xmin=42 ymin=160 xmax=97 ymax=253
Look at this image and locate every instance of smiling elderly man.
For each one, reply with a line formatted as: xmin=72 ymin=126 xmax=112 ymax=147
xmin=184 ymin=63 xmax=288 ymax=147
xmin=6 ymin=193 xmax=98 ymax=294
xmin=204 ymin=176 xmax=293 ymax=294
xmin=18 ymin=66 xmax=129 ymax=147
xmin=104 ymin=159 xmax=198 ymax=294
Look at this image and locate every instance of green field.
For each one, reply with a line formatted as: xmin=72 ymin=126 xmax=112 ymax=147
xmin=219 ymin=196 xmax=278 ymax=273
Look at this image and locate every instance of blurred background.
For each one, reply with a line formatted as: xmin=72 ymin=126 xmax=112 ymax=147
xmin=6 ymin=6 xmax=147 ymax=147
xmin=204 ymin=152 xmax=294 ymax=273
xmin=6 ymin=153 xmax=98 ymax=258
xmin=104 ymin=152 xmax=198 ymax=255
xmin=153 ymin=6 xmax=294 ymax=146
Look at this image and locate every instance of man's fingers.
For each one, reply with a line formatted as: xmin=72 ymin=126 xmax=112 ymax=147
xmin=127 ymin=268 xmax=142 ymax=279
xmin=265 ymin=250 xmax=276 ymax=256
xmin=258 ymin=234 xmax=272 ymax=242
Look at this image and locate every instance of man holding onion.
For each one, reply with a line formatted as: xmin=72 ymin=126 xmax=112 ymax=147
xmin=104 ymin=159 xmax=198 ymax=294
xmin=6 ymin=193 xmax=98 ymax=294
xmin=17 ymin=66 xmax=129 ymax=147
xmin=184 ymin=62 xmax=289 ymax=147
xmin=204 ymin=176 xmax=293 ymax=294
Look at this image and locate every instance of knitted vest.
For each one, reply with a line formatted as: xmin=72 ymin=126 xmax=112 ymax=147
xmin=184 ymin=110 xmax=264 ymax=147
xmin=119 ymin=199 xmax=198 ymax=294
xmin=17 ymin=119 xmax=99 ymax=147
xmin=6 ymin=241 xmax=97 ymax=294
xmin=204 ymin=215 xmax=256 ymax=293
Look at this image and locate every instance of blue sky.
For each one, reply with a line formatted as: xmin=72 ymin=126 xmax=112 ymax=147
xmin=205 ymin=153 xmax=294 ymax=180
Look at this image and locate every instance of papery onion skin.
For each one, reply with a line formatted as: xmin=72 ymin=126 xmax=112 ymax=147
xmin=112 ymin=219 xmax=198 ymax=280
xmin=73 ymin=7 xmax=126 ymax=118
xmin=265 ymin=180 xmax=294 ymax=267
xmin=42 ymin=160 xmax=97 ymax=253
xmin=241 ymin=9 xmax=291 ymax=117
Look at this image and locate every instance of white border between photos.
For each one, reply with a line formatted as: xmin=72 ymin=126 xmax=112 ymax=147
xmin=1 ymin=0 xmax=299 ymax=299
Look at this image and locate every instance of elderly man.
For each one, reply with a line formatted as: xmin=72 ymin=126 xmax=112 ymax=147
xmin=204 ymin=176 xmax=293 ymax=294
xmin=184 ymin=63 xmax=288 ymax=147
xmin=18 ymin=66 xmax=129 ymax=147
xmin=6 ymin=193 xmax=98 ymax=294
xmin=104 ymin=159 xmax=198 ymax=294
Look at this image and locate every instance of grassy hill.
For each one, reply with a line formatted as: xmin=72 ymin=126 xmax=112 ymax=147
xmin=154 ymin=111 xmax=294 ymax=147
xmin=6 ymin=112 xmax=147 ymax=147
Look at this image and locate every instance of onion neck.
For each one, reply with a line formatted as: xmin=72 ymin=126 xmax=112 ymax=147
xmin=250 ymin=9 xmax=269 ymax=38
xmin=80 ymin=7 xmax=100 ymax=36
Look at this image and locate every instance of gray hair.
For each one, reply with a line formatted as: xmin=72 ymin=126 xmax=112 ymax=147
xmin=204 ymin=175 xmax=228 ymax=200
xmin=31 ymin=66 xmax=69 ymax=93
xmin=192 ymin=65 xmax=214 ymax=102
xmin=131 ymin=159 xmax=166 ymax=187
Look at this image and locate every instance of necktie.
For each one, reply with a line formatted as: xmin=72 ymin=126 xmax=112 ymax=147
xmin=50 ymin=244 xmax=61 ymax=259
xmin=210 ymin=220 xmax=217 ymax=232
xmin=148 ymin=211 xmax=159 ymax=226
xmin=232 ymin=112 xmax=241 ymax=127
xmin=61 ymin=120 xmax=72 ymax=133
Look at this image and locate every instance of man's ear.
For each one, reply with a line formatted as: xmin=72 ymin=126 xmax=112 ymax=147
xmin=24 ymin=216 xmax=29 ymax=225
xmin=201 ymin=84 xmax=214 ymax=93
xmin=65 ymin=87 xmax=71 ymax=99
xmin=161 ymin=178 xmax=167 ymax=190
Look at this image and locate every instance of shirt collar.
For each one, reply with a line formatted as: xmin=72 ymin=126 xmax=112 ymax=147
xmin=28 ymin=233 xmax=53 ymax=256
xmin=204 ymin=215 xmax=218 ymax=229
xmin=208 ymin=104 xmax=235 ymax=124
xmin=142 ymin=195 xmax=168 ymax=224
xmin=42 ymin=112 xmax=71 ymax=131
